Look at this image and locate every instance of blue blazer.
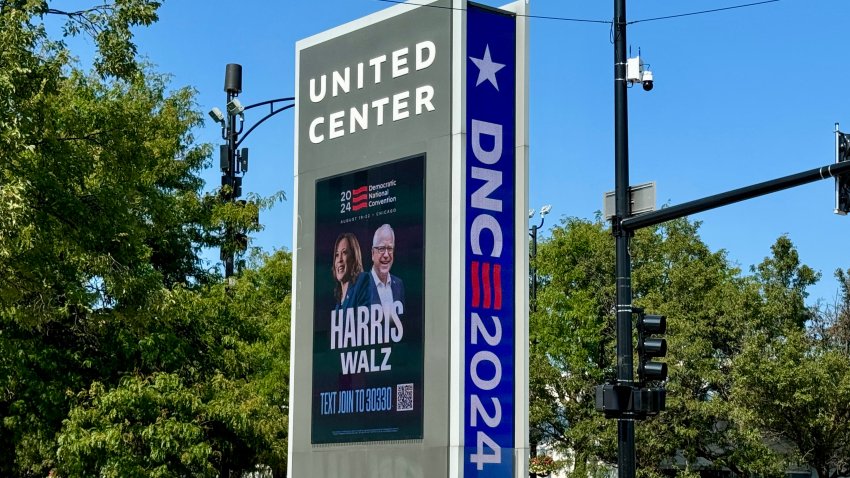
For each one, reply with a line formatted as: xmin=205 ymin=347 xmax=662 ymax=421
xmin=337 ymin=272 xmax=372 ymax=311
xmin=369 ymin=272 xmax=405 ymax=307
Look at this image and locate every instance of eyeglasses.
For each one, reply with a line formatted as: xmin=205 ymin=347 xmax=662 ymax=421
xmin=372 ymin=245 xmax=394 ymax=254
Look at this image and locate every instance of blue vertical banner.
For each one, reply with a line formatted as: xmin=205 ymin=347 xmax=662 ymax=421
xmin=464 ymin=4 xmax=516 ymax=478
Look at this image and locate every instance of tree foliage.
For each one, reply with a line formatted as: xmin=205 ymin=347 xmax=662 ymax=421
xmin=0 ymin=2 xmax=290 ymax=476
xmin=531 ymin=217 xmax=848 ymax=477
xmin=529 ymin=217 xmax=616 ymax=471
xmin=56 ymin=252 xmax=292 ymax=477
xmin=732 ymin=327 xmax=850 ymax=478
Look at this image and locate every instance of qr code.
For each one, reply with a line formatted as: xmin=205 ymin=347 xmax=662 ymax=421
xmin=396 ymin=383 xmax=414 ymax=411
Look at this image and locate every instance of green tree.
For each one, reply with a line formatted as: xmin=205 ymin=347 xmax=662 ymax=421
xmin=531 ymin=218 xmax=819 ymax=476
xmin=811 ymin=268 xmax=850 ymax=352
xmin=732 ymin=327 xmax=850 ymax=478
xmin=1 ymin=2 xmax=290 ymax=476
xmin=833 ymin=268 xmax=850 ymax=350
xmin=529 ymin=217 xmax=616 ymax=474
xmin=630 ymin=226 xmax=816 ymax=477
xmin=57 ymin=252 xmax=292 ymax=477
xmin=224 ymin=250 xmax=293 ymax=476
xmin=750 ymin=236 xmax=820 ymax=332
xmin=732 ymin=264 xmax=850 ymax=478
xmin=0 ymin=10 xmax=210 ymax=471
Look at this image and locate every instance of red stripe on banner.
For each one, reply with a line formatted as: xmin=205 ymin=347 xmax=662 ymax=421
xmin=471 ymin=261 xmax=480 ymax=308
xmin=352 ymin=202 xmax=368 ymax=211
xmin=482 ymin=262 xmax=492 ymax=309
xmin=352 ymin=194 xmax=367 ymax=203
xmin=493 ymin=264 xmax=502 ymax=310
xmin=352 ymin=185 xmax=368 ymax=195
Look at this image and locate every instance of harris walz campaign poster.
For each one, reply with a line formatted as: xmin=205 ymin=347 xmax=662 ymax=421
xmin=311 ymin=155 xmax=425 ymax=444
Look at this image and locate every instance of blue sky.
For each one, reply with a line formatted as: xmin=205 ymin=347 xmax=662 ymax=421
xmin=53 ymin=0 xmax=849 ymax=304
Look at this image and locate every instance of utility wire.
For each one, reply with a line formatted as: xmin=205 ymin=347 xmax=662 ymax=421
xmin=375 ymin=0 xmax=780 ymax=26
xmin=628 ymin=0 xmax=780 ymax=24
xmin=376 ymin=0 xmax=610 ymax=24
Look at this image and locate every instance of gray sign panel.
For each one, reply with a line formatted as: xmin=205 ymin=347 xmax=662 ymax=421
xmin=297 ymin=3 xmax=451 ymax=176
xmin=290 ymin=2 xmax=453 ymax=477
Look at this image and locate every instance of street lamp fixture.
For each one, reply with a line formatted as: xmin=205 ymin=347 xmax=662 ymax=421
xmin=528 ymin=204 xmax=551 ymax=224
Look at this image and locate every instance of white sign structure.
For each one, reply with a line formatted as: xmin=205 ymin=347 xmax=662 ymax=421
xmin=289 ymin=1 xmax=529 ymax=476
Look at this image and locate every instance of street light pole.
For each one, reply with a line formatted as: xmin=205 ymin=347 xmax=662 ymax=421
xmin=529 ymin=205 xmax=552 ymax=313
xmin=530 ymin=223 xmax=538 ymax=311
xmin=613 ymin=0 xmax=636 ymax=476
xmin=223 ymin=64 xmax=242 ymax=279
xmin=211 ymin=63 xmax=295 ymax=279
xmin=528 ymin=204 xmax=551 ymax=460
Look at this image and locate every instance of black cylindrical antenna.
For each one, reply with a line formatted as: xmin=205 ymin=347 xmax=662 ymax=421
xmin=225 ymin=64 xmax=242 ymax=94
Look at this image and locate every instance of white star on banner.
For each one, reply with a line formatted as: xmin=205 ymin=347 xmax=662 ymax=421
xmin=469 ymin=45 xmax=505 ymax=91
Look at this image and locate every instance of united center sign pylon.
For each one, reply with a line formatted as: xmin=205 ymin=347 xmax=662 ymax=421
xmin=289 ymin=2 xmax=529 ymax=476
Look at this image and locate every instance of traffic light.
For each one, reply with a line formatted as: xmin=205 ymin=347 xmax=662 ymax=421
xmin=836 ymin=128 xmax=850 ymax=215
xmin=634 ymin=308 xmax=667 ymax=383
xmin=595 ymin=383 xmax=666 ymax=419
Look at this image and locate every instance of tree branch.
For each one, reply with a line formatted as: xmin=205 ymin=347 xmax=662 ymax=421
xmin=46 ymin=6 xmax=114 ymax=17
xmin=34 ymin=130 xmax=106 ymax=146
xmin=45 ymin=6 xmax=115 ymax=37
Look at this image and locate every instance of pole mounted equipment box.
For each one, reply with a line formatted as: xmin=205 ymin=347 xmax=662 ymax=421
xmin=220 ymin=145 xmax=230 ymax=172
xmin=625 ymin=57 xmax=643 ymax=83
xmin=603 ymin=181 xmax=656 ymax=219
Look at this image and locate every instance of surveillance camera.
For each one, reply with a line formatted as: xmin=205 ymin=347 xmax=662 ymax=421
xmin=227 ymin=98 xmax=245 ymax=116
xmin=641 ymin=70 xmax=654 ymax=91
xmin=209 ymin=107 xmax=225 ymax=124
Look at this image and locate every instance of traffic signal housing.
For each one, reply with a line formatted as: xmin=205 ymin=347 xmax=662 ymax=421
xmin=836 ymin=128 xmax=850 ymax=215
xmin=635 ymin=308 xmax=667 ymax=383
xmin=595 ymin=383 xmax=666 ymax=419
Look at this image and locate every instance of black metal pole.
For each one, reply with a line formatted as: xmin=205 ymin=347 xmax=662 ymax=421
xmin=224 ymin=64 xmax=242 ymax=279
xmin=224 ymin=93 xmax=236 ymax=278
xmin=613 ymin=0 xmax=636 ymax=476
xmin=621 ymin=160 xmax=850 ymax=231
xmin=531 ymin=224 xmax=538 ymax=313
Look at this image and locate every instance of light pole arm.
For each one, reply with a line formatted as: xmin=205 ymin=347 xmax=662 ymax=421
xmin=243 ymin=97 xmax=295 ymax=112
xmin=236 ymin=102 xmax=295 ymax=149
xmin=528 ymin=217 xmax=546 ymax=238
xmin=217 ymin=61 xmax=295 ymax=279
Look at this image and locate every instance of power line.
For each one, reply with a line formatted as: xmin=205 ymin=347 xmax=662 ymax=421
xmin=628 ymin=0 xmax=780 ymax=25
xmin=375 ymin=0 xmax=610 ymax=24
xmin=375 ymin=0 xmax=781 ymax=26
